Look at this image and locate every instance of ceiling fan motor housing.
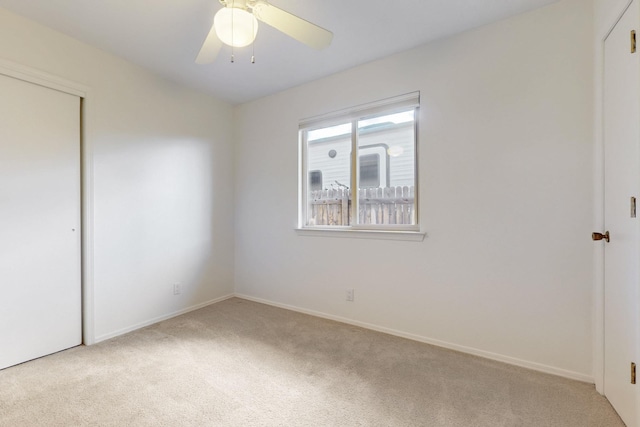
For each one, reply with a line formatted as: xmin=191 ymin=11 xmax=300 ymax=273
xmin=196 ymin=0 xmax=332 ymax=63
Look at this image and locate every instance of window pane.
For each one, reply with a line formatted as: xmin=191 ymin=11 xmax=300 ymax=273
xmin=299 ymin=94 xmax=419 ymax=231
xmin=305 ymin=123 xmax=352 ymax=226
xmin=357 ymin=110 xmax=416 ymax=225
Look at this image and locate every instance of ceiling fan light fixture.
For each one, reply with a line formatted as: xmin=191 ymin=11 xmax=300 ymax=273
xmin=214 ymin=7 xmax=258 ymax=48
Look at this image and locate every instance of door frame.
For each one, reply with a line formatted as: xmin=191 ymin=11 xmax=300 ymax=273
xmin=595 ymin=0 xmax=638 ymax=398
xmin=0 ymin=58 xmax=96 ymax=345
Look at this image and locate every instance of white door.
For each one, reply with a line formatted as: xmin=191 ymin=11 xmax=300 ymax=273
xmin=603 ymin=1 xmax=639 ymax=425
xmin=0 ymin=73 xmax=81 ymax=370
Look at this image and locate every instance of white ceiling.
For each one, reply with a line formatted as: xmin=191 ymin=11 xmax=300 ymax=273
xmin=0 ymin=0 xmax=559 ymax=105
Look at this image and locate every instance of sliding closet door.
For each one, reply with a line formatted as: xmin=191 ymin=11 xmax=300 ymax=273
xmin=0 ymin=73 xmax=81 ymax=370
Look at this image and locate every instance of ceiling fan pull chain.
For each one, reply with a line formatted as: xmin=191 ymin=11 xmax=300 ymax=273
xmin=230 ymin=0 xmax=235 ymax=63
xmin=251 ymin=16 xmax=256 ymax=64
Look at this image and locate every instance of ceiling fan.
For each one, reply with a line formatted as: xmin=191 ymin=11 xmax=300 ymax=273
xmin=196 ymin=0 xmax=333 ymax=64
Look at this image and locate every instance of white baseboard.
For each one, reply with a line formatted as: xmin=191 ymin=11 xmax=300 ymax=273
xmin=234 ymin=293 xmax=594 ymax=384
xmin=94 ymin=294 xmax=235 ymax=343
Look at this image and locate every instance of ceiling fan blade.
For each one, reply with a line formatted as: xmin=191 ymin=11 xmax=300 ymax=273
xmin=195 ymin=24 xmax=222 ymax=64
xmin=253 ymin=3 xmax=332 ymax=50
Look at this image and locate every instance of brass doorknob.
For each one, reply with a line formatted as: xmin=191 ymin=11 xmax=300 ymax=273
xmin=592 ymin=231 xmax=610 ymax=242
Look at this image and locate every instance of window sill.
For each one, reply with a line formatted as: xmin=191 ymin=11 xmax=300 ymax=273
xmin=295 ymin=228 xmax=426 ymax=242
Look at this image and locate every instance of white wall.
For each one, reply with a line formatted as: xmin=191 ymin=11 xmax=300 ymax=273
xmin=234 ymin=0 xmax=595 ymax=380
xmin=0 ymin=8 xmax=235 ymax=341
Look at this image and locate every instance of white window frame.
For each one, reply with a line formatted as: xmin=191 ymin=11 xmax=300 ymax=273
xmin=297 ymin=92 xmax=424 ymax=240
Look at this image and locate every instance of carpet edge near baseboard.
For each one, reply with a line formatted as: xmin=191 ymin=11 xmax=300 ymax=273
xmin=233 ymin=293 xmax=594 ymax=385
xmin=93 ymin=294 xmax=236 ymax=343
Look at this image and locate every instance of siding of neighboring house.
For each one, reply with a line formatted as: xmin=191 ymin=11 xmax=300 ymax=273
xmin=307 ymin=121 xmax=415 ymax=190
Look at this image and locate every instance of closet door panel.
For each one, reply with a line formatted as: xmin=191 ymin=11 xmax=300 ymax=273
xmin=0 ymin=74 xmax=81 ymax=370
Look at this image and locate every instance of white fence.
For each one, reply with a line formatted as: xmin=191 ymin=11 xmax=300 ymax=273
xmin=308 ymin=186 xmax=415 ymax=226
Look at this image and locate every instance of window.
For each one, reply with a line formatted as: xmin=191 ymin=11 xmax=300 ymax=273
xmin=299 ymin=92 xmax=419 ymax=231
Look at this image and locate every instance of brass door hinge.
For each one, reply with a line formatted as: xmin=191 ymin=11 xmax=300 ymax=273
xmin=632 ymin=362 xmax=636 ymax=384
xmin=632 ymin=30 xmax=637 ymax=53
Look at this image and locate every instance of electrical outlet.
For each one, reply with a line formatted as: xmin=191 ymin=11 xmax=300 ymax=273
xmin=346 ymin=288 xmax=354 ymax=302
xmin=173 ymin=283 xmax=182 ymax=295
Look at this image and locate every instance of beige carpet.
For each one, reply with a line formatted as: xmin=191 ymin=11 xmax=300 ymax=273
xmin=0 ymin=298 xmax=625 ymax=426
